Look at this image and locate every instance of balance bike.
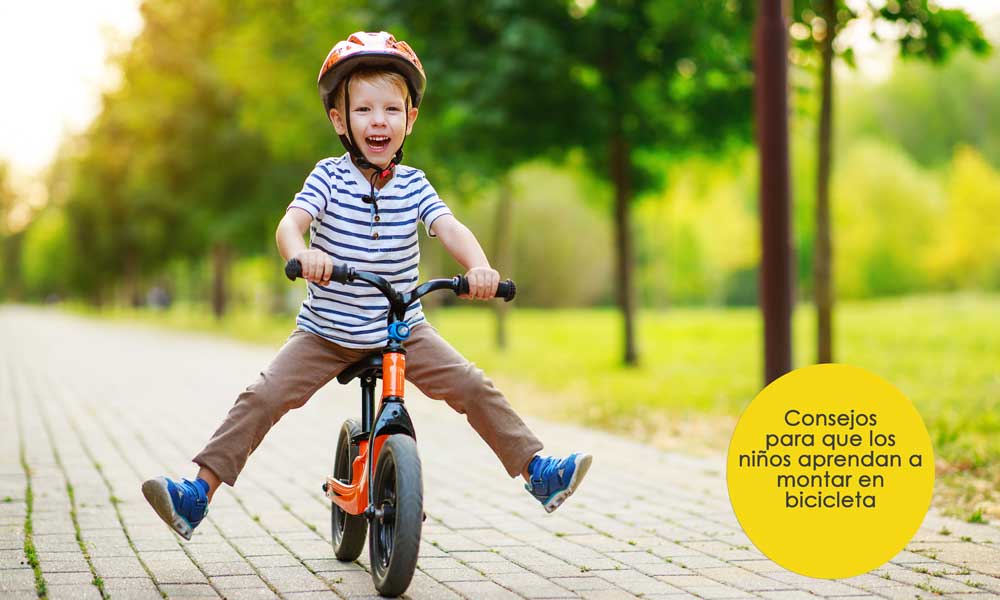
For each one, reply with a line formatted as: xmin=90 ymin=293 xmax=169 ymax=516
xmin=285 ymin=258 xmax=514 ymax=596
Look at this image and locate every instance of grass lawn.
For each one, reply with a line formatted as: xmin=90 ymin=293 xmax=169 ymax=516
xmin=67 ymin=293 xmax=999 ymax=520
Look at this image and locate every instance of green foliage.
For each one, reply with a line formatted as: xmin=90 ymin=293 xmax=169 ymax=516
xmin=0 ymin=161 xmax=20 ymax=295
xmin=791 ymin=0 xmax=989 ymax=65
xmin=831 ymin=140 xmax=941 ymax=298
xmin=12 ymin=0 xmax=997 ymax=315
xmin=375 ymin=0 xmax=754 ymax=187
xmin=21 ymin=208 xmax=72 ymax=297
xmin=468 ymin=163 xmax=614 ymax=306
xmin=840 ymin=47 xmax=1000 ymax=168
xmin=635 ymin=151 xmax=758 ymax=306
xmin=929 ymin=146 xmax=1000 ymax=289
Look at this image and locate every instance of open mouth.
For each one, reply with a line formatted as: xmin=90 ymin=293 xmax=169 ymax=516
xmin=366 ymin=135 xmax=391 ymax=153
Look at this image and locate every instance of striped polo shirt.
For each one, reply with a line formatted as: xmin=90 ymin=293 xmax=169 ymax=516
xmin=287 ymin=153 xmax=452 ymax=348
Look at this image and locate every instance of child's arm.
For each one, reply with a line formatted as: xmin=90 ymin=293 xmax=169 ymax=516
xmin=430 ymin=214 xmax=499 ymax=300
xmin=276 ymin=208 xmax=334 ymax=285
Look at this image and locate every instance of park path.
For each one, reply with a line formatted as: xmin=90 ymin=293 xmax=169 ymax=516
xmin=1 ymin=305 xmax=998 ymax=600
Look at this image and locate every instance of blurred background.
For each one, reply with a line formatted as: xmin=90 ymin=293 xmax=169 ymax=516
xmin=1 ymin=0 xmax=997 ymax=519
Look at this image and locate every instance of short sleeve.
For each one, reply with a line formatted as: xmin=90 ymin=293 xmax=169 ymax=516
xmin=415 ymin=176 xmax=452 ymax=237
xmin=288 ymin=161 xmax=333 ymax=220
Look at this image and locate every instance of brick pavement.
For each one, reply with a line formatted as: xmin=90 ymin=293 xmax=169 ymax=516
xmin=2 ymin=306 xmax=998 ymax=599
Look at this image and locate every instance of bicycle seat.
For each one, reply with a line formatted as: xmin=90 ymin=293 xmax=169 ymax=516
xmin=337 ymin=352 xmax=384 ymax=385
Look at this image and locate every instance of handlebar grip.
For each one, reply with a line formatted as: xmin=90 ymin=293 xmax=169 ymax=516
xmin=284 ymin=258 xmax=354 ymax=283
xmin=285 ymin=258 xmax=303 ymax=281
xmin=456 ymin=276 xmax=517 ymax=302
xmin=496 ymin=280 xmax=516 ymax=302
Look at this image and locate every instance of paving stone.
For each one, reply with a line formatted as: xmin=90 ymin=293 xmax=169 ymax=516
xmin=37 ymin=557 xmax=91 ymax=572
xmin=577 ymin=590 xmax=644 ymax=600
xmin=251 ymin=554 xmax=306 ymax=568
xmin=466 ymin=560 xmax=530 ymax=576
xmin=490 ymin=572 xmax=576 ymax=598
xmin=42 ymin=570 xmax=97 ymax=585
xmin=872 ymin=583 xmax=937 ymax=599
xmin=91 ymin=555 xmax=146 ymax=577
xmin=757 ymin=591 xmax=830 ymax=600
xmin=158 ymin=582 xmax=221 ymax=597
xmin=198 ymin=560 xmax=257 ymax=577
xmin=257 ymin=565 xmax=331 ymax=592
xmin=284 ymin=591 xmax=340 ymax=600
xmin=422 ymin=565 xmax=488 ymax=582
xmin=675 ymin=586 xmax=756 ymax=599
xmin=495 ymin=545 xmax=581 ymax=577
xmin=304 ymin=557 xmax=368 ymax=573
xmin=145 ymin=559 xmax=209 ymax=584
xmin=768 ymin=572 xmax=882 ymax=596
xmin=450 ymin=550 xmax=508 ymax=563
xmin=0 ymin=567 xmax=36 ymax=591
xmin=218 ymin=589 xmax=281 ymax=600
xmin=698 ymin=566 xmax=791 ymax=591
xmin=446 ymin=580 xmax=522 ymax=599
xmin=101 ymin=576 xmax=161 ymax=594
xmin=212 ymin=574 xmax=269 ymax=589
xmin=44 ymin=583 xmax=104 ymax=600
xmin=945 ymin=572 xmax=1000 ymax=594
xmin=595 ymin=569 xmax=685 ymax=595
xmin=548 ymin=576 xmax=618 ymax=591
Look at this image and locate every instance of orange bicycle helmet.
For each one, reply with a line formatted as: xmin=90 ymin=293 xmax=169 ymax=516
xmin=318 ymin=31 xmax=426 ymax=112
xmin=317 ymin=31 xmax=426 ymax=179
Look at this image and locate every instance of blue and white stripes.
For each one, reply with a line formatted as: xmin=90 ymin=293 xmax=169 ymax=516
xmin=287 ymin=154 xmax=451 ymax=348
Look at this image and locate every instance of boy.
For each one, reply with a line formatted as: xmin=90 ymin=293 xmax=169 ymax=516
xmin=142 ymin=31 xmax=591 ymax=540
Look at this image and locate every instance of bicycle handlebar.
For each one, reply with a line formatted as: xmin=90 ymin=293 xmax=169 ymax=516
xmin=284 ymin=258 xmax=516 ymax=302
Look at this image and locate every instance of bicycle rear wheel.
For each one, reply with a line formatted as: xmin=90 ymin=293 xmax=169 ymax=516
xmin=331 ymin=419 xmax=367 ymax=561
xmin=369 ymin=434 xmax=422 ymax=597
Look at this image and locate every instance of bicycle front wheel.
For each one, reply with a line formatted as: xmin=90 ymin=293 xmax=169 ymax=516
xmin=369 ymin=434 xmax=422 ymax=597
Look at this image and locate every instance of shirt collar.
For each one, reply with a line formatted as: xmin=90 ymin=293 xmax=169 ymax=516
xmin=339 ymin=152 xmax=398 ymax=191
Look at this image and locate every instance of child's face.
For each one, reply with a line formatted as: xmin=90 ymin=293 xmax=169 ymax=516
xmin=329 ymin=78 xmax=419 ymax=170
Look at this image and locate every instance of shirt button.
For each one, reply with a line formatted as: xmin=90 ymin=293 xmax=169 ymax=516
xmin=375 ymin=216 xmax=381 ymax=222
xmin=372 ymin=233 xmax=379 ymax=240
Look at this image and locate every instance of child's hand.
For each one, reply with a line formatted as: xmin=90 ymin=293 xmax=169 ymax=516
xmin=295 ymin=249 xmax=334 ymax=286
xmin=462 ymin=266 xmax=500 ymax=300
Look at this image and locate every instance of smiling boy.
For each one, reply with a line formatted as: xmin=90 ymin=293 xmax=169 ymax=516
xmin=141 ymin=31 xmax=591 ymax=541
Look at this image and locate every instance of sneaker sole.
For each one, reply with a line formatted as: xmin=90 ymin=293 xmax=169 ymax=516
xmin=543 ymin=453 xmax=593 ymax=513
xmin=141 ymin=477 xmax=195 ymax=541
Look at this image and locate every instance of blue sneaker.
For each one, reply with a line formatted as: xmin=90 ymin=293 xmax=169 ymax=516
xmin=525 ymin=453 xmax=592 ymax=513
xmin=141 ymin=476 xmax=209 ymax=540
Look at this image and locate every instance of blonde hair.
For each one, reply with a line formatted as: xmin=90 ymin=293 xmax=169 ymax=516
xmin=329 ymin=68 xmax=412 ymax=114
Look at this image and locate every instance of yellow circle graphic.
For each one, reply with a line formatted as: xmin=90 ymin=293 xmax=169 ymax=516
xmin=726 ymin=364 xmax=934 ymax=579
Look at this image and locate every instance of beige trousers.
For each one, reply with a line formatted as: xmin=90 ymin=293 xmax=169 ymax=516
xmin=193 ymin=324 xmax=543 ymax=485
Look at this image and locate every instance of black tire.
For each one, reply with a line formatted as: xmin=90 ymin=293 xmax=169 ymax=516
xmin=331 ymin=419 xmax=367 ymax=561
xmin=369 ymin=434 xmax=422 ymax=597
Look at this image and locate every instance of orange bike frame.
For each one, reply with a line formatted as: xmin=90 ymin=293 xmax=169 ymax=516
xmin=325 ymin=351 xmax=406 ymax=514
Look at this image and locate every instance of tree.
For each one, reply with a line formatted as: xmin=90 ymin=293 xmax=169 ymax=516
xmin=374 ymin=0 xmax=755 ymax=365
xmin=0 ymin=161 xmax=21 ymax=298
xmin=53 ymin=0 xmax=275 ymax=313
xmin=791 ymin=0 xmax=989 ymax=363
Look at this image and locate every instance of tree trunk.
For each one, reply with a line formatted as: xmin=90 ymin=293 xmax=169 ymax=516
xmin=125 ymin=252 xmax=142 ymax=307
xmin=212 ymin=242 xmax=229 ymax=320
xmin=815 ymin=0 xmax=835 ymax=363
xmin=756 ymin=0 xmax=795 ymax=384
xmin=1 ymin=232 xmax=23 ymax=301
xmin=610 ymin=131 xmax=638 ymax=366
xmin=491 ymin=173 xmax=514 ymax=350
